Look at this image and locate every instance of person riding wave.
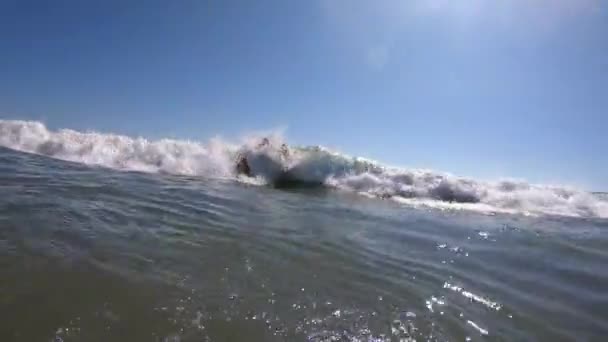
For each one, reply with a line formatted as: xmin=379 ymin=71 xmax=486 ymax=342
xmin=235 ymin=154 xmax=252 ymax=176
xmin=235 ymin=138 xmax=290 ymax=177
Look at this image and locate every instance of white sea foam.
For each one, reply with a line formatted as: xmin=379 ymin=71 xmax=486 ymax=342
xmin=1 ymin=119 xmax=606 ymax=218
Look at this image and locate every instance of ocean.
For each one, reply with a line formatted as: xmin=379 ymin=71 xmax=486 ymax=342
xmin=1 ymin=120 xmax=607 ymax=341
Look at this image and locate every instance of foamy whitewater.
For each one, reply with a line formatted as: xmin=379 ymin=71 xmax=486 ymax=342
xmin=1 ymin=119 xmax=606 ymax=218
xmin=2 ymin=119 xmax=608 ymax=341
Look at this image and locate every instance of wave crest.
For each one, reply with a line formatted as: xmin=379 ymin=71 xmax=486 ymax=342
xmin=1 ymin=120 xmax=606 ymax=218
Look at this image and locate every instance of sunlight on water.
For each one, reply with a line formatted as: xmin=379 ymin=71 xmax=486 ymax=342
xmin=1 ymin=147 xmax=607 ymax=341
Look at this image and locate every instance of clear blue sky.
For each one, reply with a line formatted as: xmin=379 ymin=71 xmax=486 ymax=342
xmin=1 ymin=0 xmax=607 ymax=189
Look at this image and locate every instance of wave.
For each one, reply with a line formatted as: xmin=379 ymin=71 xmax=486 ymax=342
xmin=1 ymin=119 xmax=606 ymax=218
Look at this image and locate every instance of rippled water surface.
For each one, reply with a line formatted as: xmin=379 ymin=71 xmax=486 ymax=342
xmin=1 ymin=147 xmax=607 ymax=341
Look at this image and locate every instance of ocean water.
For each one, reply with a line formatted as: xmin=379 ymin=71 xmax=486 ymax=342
xmin=1 ymin=120 xmax=608 ymax=341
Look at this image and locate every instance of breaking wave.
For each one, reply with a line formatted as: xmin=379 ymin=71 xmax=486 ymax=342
xmin=1 ymin=119 xmax=606 ymax=218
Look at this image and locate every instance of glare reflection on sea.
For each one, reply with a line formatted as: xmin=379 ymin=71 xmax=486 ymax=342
xmin=1 ymin=148 xmax=607 ymax=341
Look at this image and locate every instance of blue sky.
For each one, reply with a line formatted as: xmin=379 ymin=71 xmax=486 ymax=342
xmin=1 ymin=0 xmax=607 ymax=189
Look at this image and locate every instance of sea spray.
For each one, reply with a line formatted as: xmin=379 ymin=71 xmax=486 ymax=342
xmin=1 ymin=119 xmax=606 ymax=218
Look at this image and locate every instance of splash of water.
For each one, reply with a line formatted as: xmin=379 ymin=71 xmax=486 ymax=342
xmin=1 ymin=120 xmax=606 ymax=218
